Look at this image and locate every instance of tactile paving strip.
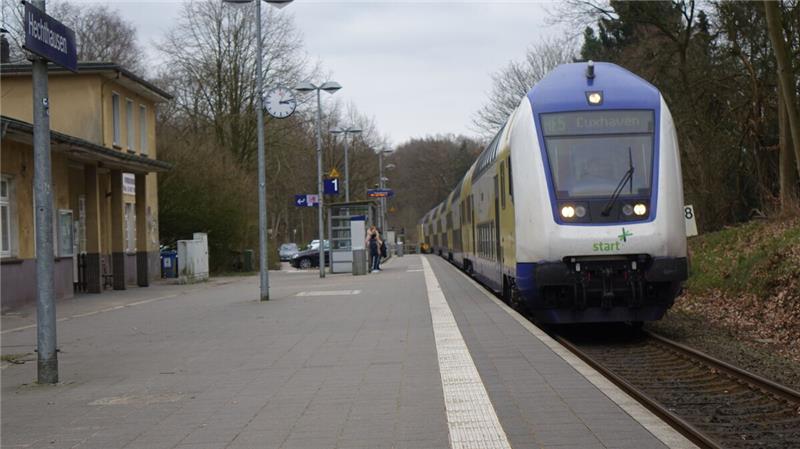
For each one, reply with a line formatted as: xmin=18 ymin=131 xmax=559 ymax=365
xmin=421 ymin=257 xmax=512 ymax=449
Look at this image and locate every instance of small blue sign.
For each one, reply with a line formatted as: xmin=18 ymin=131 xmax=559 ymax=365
xmin=367 ymin=188 xmax=394 ymax=198
xmin=23 ymin=1 xmax=78 ymax=72
xmin=294 ymin=194 xmax=319 ymax=207
xmin=324 ymin=179 xmax=340 ymax=195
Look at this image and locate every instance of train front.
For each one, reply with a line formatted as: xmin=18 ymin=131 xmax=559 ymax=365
xmin=513 ymin=62 xmax=688 ymax=324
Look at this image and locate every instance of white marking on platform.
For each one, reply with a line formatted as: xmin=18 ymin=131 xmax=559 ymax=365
xmin=295 ymin=290 xmax=361 ymax=297
xmin=407 ymin=269 xmax=424 ymax=272
xmin=1 ymin=294 xmax=179 ymax=335
xmin=421 ymin=257 xmax=511 ymax=449
xmin=451 ymin=260 xmax=698 ymax=449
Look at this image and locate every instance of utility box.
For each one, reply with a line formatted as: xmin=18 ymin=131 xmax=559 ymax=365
xmin=178 ymin=232 xmax=209 ymax=283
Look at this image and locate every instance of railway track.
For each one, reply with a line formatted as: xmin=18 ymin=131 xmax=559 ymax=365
xmin=553 ymin=328 xmax=800 ymax=449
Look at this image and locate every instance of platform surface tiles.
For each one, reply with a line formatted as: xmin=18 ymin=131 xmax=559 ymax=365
xmin=1 ymin=255 xmax=696 ymax=449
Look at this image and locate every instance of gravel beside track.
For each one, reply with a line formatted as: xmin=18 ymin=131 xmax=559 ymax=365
xmin=555 ymin=327 xmax=800 ymax=449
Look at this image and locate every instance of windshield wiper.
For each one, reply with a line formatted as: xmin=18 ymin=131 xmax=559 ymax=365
xmin=601 ymin=147 xmax=634 ymax=217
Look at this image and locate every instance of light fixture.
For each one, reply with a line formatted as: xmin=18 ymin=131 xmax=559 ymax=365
xmin=561 ymin=205 xmax=575 ymax=219
xmin=622 ymin=204 xmax=634 ymax=216
xmin=587 ymin=91 xmax=603 ymax=105
xmin=633 ymin=203 xmax=647 ymax=216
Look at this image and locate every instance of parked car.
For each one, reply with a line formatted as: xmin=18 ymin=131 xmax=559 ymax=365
xmin=290 ymin=244 xmax=331 ymax=269
xmin=279 ymin=243 xmax=299 ymax=261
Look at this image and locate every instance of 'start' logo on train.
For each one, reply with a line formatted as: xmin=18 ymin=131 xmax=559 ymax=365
xmin=593 ymin=228 xmax=633 ymax=252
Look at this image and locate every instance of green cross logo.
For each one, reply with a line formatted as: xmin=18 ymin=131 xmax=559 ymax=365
xmin=618 ymin=228 xmax=633 ymax=242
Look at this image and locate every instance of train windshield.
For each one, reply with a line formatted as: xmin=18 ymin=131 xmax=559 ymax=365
xmin=540 ymin=110 xmax=654 ymax=199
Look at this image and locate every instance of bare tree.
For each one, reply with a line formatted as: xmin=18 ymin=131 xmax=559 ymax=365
xmin=472 ymin=36 xmax=577 ymax=137
xmin=0 ymin=0 xmax=143 ymax=70
xmin=765 ymin=0 xmax=800 ymax=182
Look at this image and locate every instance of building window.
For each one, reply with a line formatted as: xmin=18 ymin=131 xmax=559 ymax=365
xmin=112 ymin=92 xmax=120 ymax=146
xmin=57 ymin=210 xmax=74 ymax=257
xmin=139 ymin=105 xmax=148 ymax=155
xmin=126 ymin=99 xmax=134 ymax=150
xmin=1 ymin=176 xmax=14 ymax=258
xmin=125 ymin=203 xmax=136 ymax=253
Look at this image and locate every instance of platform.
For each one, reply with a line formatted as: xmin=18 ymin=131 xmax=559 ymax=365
xmin=1 ymin=255 xmax=695 ymax=449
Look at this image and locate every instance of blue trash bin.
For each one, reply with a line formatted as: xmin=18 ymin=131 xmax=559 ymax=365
xmin=161 ymin=250 xmax=178 ymax=278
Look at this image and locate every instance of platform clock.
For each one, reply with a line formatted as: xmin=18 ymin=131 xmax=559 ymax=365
xmin=264 ymin=87 xmax=296 ymax=119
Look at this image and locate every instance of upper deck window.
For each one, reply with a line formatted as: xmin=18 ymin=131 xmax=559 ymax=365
xmin=541 ymin=110 xmax=654 ymax=200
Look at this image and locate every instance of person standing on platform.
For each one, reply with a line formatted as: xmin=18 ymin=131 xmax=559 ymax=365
xmin=366 ymin=226 xmax=382 ymax=273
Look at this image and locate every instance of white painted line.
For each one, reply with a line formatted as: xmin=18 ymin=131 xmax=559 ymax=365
xmin=1 ymin=294 xmax=180 ymax=335
xmin=406 ymin=269 xmax=424 ymax=272
xmin=295 ymin=290 xmax=362 ymax=297
xmin=448 ymin=258 xmax=698 ymax=449
xmin=421 ymin=257 xmax=512 ymax=449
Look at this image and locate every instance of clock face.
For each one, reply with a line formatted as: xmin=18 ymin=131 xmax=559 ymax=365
xmin=264 ymin=87 xmax=296 ymax=119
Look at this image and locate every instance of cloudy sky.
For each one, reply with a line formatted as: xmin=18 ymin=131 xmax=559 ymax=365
xmin=64 ymin=0 xmax=569 ymax=145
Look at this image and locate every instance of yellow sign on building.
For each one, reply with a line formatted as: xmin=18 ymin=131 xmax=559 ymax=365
xmin=328 ymin=168 xmax=341 ymax=179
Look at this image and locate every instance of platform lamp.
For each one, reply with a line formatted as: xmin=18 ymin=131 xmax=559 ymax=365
xmin=330 ymin=126 xmax=362 ymax=202
xmin=295 ymin=81 xmax=342 ymax=278
xmin=222 ymin=0 xmax=293 ymax=301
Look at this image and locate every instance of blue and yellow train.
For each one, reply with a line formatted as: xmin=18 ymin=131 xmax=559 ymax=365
xmin=419 ymin=62 xmax=688 ymax=324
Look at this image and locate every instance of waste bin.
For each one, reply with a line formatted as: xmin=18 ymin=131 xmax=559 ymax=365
xmin=161 ymin=250 xmax=178 ymax=278
xmin=242 ymin=249 xmax=254 ymax=272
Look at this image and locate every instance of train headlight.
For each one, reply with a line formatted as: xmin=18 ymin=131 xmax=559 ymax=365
xmin=633 ymin=203 xmax=647 ymax=216
xmin=561 ymin=206 xmax=576 ymax=219
xmin=622 ymin=204 xmax=634 ymax=216
xmin=575 ymin=205 xmax=587 ymax=218
xmin=587 ymin=91 xmax=603 ymax=105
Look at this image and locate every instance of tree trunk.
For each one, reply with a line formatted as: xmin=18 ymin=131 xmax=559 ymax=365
xmin=764 ymin=0 xmax=800 ymax=177
xmin=778 ymin=83 xmax=799 ymax=211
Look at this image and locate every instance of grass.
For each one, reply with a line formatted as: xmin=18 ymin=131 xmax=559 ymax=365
xmin=687 ymin=217 xmax=800 ymax=298
xmin=1 ymin=353 xmax=32 ymax=364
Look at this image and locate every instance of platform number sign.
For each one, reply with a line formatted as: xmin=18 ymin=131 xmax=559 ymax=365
xmin=684 ymin=205 xmax=698 ymax=237
xmin=324 ymin=178 xmax=340 ymax=195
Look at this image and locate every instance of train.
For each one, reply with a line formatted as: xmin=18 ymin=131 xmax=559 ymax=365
xmin=418 ymin=61 xmax=688 ymax=324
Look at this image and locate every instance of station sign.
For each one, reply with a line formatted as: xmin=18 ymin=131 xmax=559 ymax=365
xmin=324 ymin=178 xmax=340 ymax=195
xmin=294 ymin=194 xmax=319 ymax=207
xmin=367 ymin=188 xmax=394 ymax=198
xmin=22 ymin=1 xmax=78 ymax=72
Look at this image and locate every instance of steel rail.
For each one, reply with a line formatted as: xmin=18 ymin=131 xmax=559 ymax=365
xmin=553 ymin=334 xmax=724 ymax=449
xmin=644 ymin=330 xmax=800 ymax=403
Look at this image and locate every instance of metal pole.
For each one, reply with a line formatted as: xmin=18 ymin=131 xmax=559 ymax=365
xmin=32 ymin=0 xmax=58 ymax=384
xmin=315 ymin=88 xmax=325 ymax=278
xmin=343 ymin=132 xmax=350 ymax=203
xmin=255 ymin=0 xmax=270 ymax=300
xmin=378 ymin=150 xmax=384 ymax=230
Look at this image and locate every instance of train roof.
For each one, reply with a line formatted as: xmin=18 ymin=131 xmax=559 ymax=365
xmin=528 ymin=62 xmax=660 ymax=114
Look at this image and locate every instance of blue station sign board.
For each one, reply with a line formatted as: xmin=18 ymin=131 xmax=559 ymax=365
xmin=22 ymin=1 xmax=78 ymax=72
xmin=367 ymin=188 xmax=394 ymax=198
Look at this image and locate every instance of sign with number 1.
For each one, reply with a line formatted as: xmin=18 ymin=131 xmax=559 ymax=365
xmin=324 ymin=178 xmax=340 ymax=195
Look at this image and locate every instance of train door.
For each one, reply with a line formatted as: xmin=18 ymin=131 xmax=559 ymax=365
xmin=493 ymin=176 xmax=501 ymax=270
xmin=470 ymin=194 xmax=476 ymax=258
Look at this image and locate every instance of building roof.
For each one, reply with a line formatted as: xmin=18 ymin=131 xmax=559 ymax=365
xmin=0 ymin=62 xmax=173 ymax=102
xmin=1 ymin=115 xmax=173 ymax=173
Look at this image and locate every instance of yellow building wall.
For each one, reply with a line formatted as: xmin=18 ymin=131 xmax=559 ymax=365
xmin=1 ymin=141 xmax=35 ymax=259
xmin=1 ymin=75 xmax=103 ymax=145
xmin=100 ymin=82 xmax=157 ymax=157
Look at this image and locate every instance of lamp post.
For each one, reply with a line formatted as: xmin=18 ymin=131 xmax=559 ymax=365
xmin=295 ymin=81 xmax=341 ymax=278
xmin=223 ymin=0 xmax=293 ymax=301
xmin=330 ymin=126 xmax=362 ymax=202
xmin=377 ymin=149 xmax=392 ymax=231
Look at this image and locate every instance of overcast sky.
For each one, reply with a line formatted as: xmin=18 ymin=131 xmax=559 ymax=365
xmin=64 ymin=0 xmax=568 ymax=146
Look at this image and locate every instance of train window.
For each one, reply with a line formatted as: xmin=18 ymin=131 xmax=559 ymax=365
xmin=541 ymin=110 xmax=654 ymax=200
xmin=500 ymin=162 xmax=506 ymax=210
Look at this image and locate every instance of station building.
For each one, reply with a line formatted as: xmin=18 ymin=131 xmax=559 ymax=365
xmin=1 ymin=62 xmax=172 ymax=311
